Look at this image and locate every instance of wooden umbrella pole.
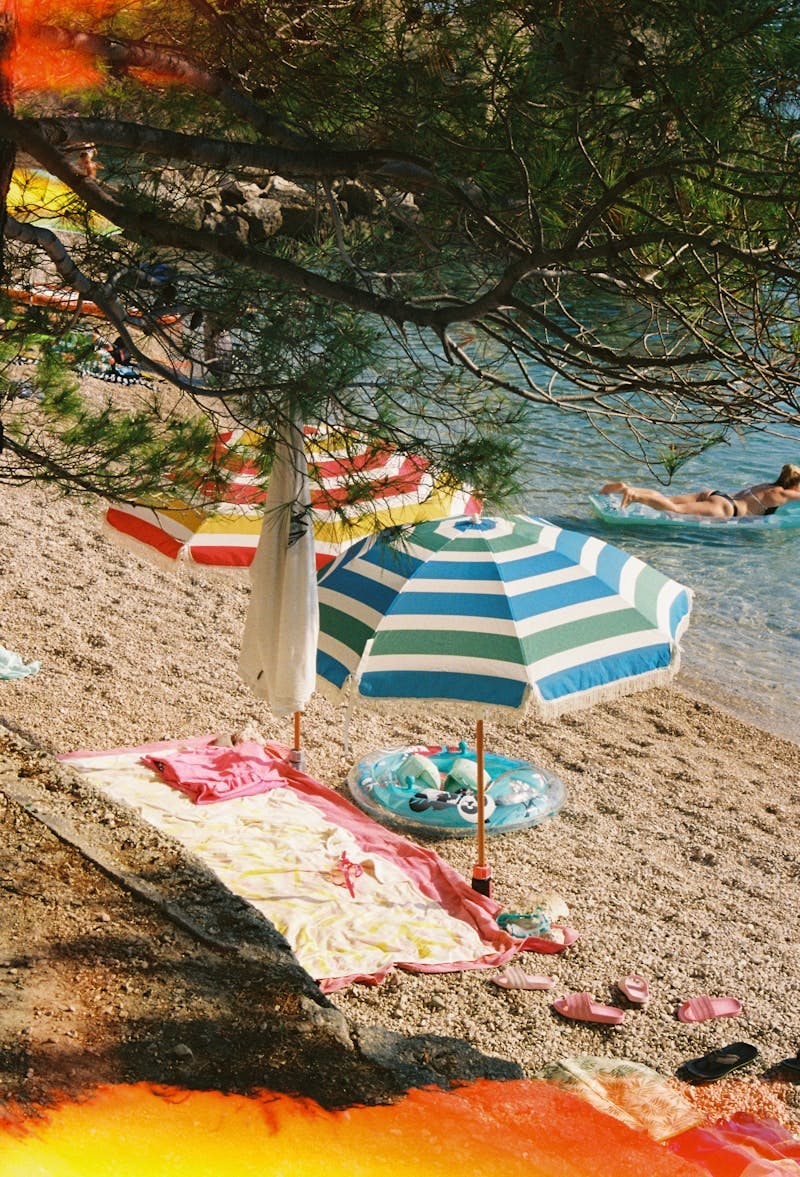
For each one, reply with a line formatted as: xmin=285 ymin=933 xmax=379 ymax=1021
xmin=471 ymin=718 xmax=492 ymax=896
xmin=476 ymin=718 xmax=486 ymax=865
xmin=289 ymin=711 xmax=304 ymax=771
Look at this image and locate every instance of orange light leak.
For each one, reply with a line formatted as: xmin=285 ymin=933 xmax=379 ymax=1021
xmin=14 ymin=29 xmax=103 ymax=93
xmin=6 ymin=0 xmax=159 ymax=94
xmin=0 ymin=1080 xmax=707 ymax=1177
xmin=127 ymin=67 xmax=187 ymax=89
xmin=20 ymin=0 xmax=124 ymax=19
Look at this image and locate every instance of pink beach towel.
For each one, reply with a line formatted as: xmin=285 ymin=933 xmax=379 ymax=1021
xmin=668 ymin=1113 xmax=800 ymax=1174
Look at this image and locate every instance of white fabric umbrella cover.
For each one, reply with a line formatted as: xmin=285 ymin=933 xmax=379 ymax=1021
xmin=238 ymin=413 xmax=319 ymax=735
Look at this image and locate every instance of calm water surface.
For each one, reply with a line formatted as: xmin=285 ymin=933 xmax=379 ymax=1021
xmin=512 ymin=410 xmax=800 ymax=743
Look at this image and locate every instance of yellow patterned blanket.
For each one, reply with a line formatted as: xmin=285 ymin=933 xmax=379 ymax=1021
xmin=62 ymin=737 xmax=516 ymax=990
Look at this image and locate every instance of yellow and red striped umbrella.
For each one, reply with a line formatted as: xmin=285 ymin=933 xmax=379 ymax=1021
xmin=103 ymin=427 xmax=481 ymax=574
xmin=8 ymin=167 xmax=119 ymax=235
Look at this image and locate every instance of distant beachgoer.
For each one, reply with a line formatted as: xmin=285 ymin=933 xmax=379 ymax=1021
xmin=77 ymin=147 xmax=102 ymax=179
xmin=110 ymin=337 xmax=132 ymax=366
xmin=601 ymin=463 xmax=800 ymax=519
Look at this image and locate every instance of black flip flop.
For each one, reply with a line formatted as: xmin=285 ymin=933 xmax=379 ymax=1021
xmin=679 ymin=1041 xmax=759 ymax=1084
xmin=778 ymin=1055 xmax=800 ymax=1078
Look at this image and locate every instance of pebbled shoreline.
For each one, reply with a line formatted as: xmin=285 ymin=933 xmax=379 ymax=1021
xmin=1 ymin=473 xmax=799 ymax=1128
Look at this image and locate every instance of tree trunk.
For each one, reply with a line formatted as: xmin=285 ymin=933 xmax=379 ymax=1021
xmin=0 ymin=0 xmax=17 ymax=280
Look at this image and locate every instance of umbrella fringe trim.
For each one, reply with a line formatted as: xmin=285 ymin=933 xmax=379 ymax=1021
xmin=532 ymin=660 xmax=683 ymax=721
xmin=314 ymin=675 xmax=536 ymax=726
xmin=316 ymin=657 xmax=683 ymax=735
xmin=101 ymin=520 xmax=186 ymax=574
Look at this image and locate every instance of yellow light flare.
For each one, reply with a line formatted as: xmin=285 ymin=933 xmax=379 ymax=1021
xmin=0 ymin=1080 xmax=705 ymax=1177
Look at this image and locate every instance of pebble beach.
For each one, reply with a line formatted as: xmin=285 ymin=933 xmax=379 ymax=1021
xmin=2 ymin=447 xmax=800 ymax=1131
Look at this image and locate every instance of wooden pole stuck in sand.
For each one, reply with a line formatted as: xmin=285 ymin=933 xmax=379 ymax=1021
xmin=290 ymin=710 xmax=305 ymax=770
xmin=471 ymin=717 xmax=492 ymax=896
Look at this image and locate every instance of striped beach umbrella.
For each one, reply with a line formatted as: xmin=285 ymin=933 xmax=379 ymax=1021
xmin=8 ymin=168 xmax=119 ymax=236
xmin=103 ymin=427 xmax=480 ymax=574
xmin=316 ymin=513 xmax=692 ymax=891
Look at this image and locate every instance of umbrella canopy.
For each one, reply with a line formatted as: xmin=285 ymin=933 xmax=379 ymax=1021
xmin=316 ymin=513 xmax=693 ymax=719
xmin=237 ymin=413 xmax=318 ymax=733
xmin=103 ymin=427 xmax=480 ymax=574
xmin=8 ymin=168 xmax=119 ymax=236
xmin=316 ymin=513 xmax=692 ymax=892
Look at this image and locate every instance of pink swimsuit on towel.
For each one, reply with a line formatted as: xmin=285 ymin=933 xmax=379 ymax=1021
xmin=141 ymin=741 xmax=287 ymax=803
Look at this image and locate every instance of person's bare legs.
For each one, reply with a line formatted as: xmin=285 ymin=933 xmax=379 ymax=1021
xmin=600 ymin=482 xmax=733 ymax=516
xmin=601 ymin=481 xmax=638 ymax=507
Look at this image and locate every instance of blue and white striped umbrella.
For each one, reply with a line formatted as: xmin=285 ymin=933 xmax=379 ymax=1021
xmin=316 ymin=513 xmax=693 ymax=720
xmin=318 ymin=512 xmax=692 ymax=891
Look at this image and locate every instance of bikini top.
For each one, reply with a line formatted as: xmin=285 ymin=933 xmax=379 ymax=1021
xmin=745 ymin=490 xmax=777 ymax=516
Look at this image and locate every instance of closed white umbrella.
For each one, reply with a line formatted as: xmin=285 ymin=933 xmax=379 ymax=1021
xmin=238 ymin=412 xmax=318 ymax=764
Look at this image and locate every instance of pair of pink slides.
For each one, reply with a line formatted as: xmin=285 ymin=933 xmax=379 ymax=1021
xmin=492 ymin=968 xmax=742 ymax=1026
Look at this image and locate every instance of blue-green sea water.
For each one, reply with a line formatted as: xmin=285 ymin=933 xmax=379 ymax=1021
xmin=512 ymin=411 xmax=800 ymax=743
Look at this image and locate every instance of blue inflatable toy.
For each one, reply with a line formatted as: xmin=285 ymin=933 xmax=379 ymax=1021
xmin=347 ymin=742 xmax=566 ymax=837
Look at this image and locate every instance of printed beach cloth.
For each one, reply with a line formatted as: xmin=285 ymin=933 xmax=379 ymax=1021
xmin=0 ymin=644 xmax=40 ymax=680
xmin=61 ymin=737 xmax=517 ymax=991
xmin=668 ymin=1113 xmax=800 ymax=1175
xmin=535 ymin=1056 xmax=705 ymax=1142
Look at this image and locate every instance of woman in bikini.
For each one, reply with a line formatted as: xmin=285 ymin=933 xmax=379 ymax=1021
xmin=77 ymin=147 xmax=102 ymax=179
xmin=601 ymin=463 xmax=800 ymax=519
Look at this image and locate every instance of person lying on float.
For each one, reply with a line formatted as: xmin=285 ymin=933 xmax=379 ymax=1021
xmin=601 ymin=462 xmax=800 ymax=519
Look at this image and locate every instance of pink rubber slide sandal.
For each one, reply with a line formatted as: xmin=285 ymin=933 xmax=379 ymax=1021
xmin=552 ymin=992 xmax=626 ymax=1025
xmin=492 ymin=966 xmax=555 ymax=991
xmin=618 ymin=974 xmax=650 ymax=1004
xmin=677 ymin=995 xmax=743 ymax=1023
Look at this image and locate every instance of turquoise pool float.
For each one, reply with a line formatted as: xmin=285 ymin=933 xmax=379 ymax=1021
xmin=347 ymin=742 xmax=566 ymax=838
xmin=589 ymin=494 xmax=800 ymax=531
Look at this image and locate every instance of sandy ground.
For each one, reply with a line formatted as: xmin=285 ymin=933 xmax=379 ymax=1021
xmin=2 ymin=450 xmax=800 ymax=1129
